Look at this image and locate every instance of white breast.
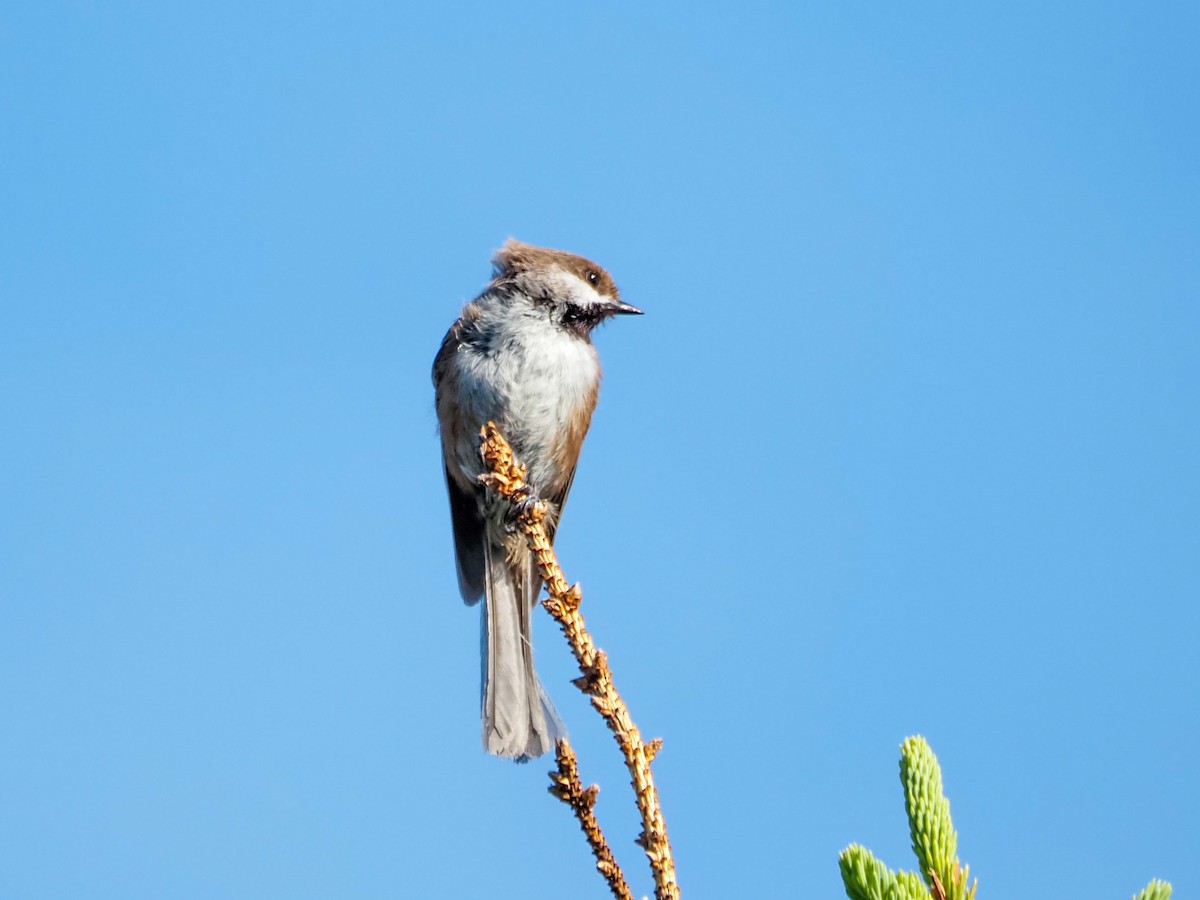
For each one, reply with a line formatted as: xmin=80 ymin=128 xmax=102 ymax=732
xmin=452 ymin=305 xmax=600 ymax=490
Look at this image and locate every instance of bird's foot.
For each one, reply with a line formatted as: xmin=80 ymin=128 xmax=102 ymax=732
xmin=504 ymin=490 xmax=543 ymax=531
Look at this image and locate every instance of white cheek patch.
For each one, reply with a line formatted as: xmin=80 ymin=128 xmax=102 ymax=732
xmin=544 ymin=268 xmax=607 ymax=310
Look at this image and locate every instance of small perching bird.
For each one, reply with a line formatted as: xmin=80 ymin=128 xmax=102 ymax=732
xmin=433 ymin=239 xmax=642 ymax=760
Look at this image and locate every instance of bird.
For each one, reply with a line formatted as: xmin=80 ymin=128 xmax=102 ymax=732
xmin=432 ymin=239 xmax=642 ymax=760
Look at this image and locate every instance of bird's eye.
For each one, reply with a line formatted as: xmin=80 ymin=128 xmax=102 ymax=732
xmin=585 ymin=270 xmax=600 ymax=286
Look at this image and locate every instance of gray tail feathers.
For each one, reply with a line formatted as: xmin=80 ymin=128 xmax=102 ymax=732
xmin=481 ymin=543 xmax=565 ymax=761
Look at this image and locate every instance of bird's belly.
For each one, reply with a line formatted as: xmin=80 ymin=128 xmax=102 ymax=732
xmin=454 ymin=333 xmax=599 ymax=491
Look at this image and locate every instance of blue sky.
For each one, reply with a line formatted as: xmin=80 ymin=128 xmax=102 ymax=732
xmin=2 ymin=3 xmax=1197 ymax=898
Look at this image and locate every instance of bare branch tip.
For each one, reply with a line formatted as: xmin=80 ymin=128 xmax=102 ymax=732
xmin=582 ymin=785 xmax=600 ymax=809
xmin=477 ymin=422 xmax=529 ymax=495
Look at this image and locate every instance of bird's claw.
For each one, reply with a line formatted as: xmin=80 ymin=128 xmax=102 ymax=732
xmin=503 ymin=491 xmax=542 ymax=531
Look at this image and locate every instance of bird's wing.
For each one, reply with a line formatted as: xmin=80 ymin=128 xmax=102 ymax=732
xmin=544 ymin=465 xmax=577 ymax=544
xmin=543 ymin=380 xmax=598 ymax=544
xmin=445 ymin=464 xmax=486 ymax=604
xmin=431 ymin=316 xmax=464 ymax=388
xmin=433 ymin=314 xmax=486 ymax=605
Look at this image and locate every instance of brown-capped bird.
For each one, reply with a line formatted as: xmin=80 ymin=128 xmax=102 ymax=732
xmin=432 ymin=239 xmax=641 ymax=760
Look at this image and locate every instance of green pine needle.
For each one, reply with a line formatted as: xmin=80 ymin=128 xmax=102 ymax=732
xmin=839 ymin=844 xmax=928 ymax=900
xmin=900 ymin=736 xmax=965 ymax=900
xmin=842 ymin=736 xmax=1169 ymax=900
xmin=1133 ymin=879 xmax=1173 ymax=900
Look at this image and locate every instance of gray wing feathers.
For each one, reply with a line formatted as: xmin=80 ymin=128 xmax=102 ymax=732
xmin=444 ymin=466 xmax=486 ymax=604
xmin=481 ymin=542 xmax=563 ymax=760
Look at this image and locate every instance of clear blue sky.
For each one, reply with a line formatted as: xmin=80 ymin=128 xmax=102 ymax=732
xmin=2 ymin=3 xmax=1197 ymax=898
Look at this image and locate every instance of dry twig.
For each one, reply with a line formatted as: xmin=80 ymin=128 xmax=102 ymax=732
xmin=479 ymin=422 xmax=680 ymax=900
xmin=548 ymin=739 xmax=634 ymax=900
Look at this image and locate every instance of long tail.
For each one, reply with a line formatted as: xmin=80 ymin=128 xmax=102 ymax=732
xmin=481 ymin=542 xmax=564 ymax=760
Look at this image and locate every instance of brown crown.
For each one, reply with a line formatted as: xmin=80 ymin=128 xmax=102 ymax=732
xmin=492 ymin=238 xmax=621 ymax=300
